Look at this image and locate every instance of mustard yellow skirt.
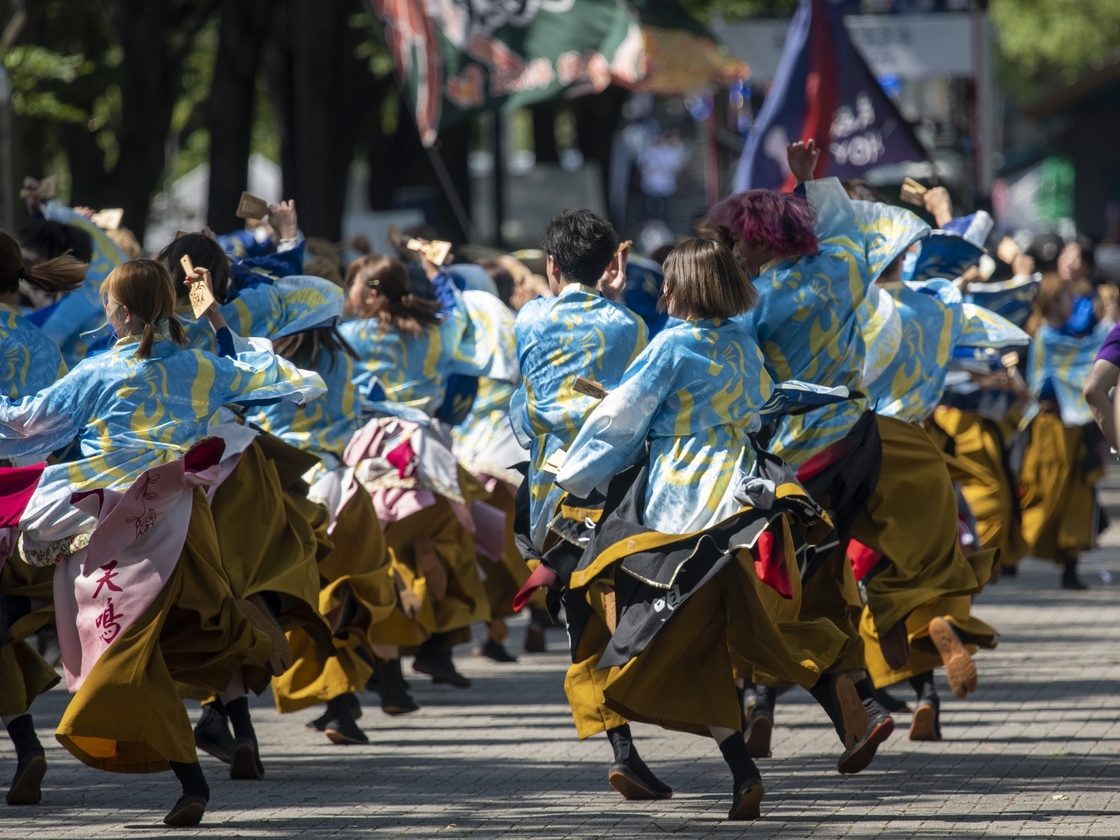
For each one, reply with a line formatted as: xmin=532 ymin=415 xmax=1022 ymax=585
xmin=57 ymin=489 xmax=271 ymax=773
xmin=272 ymin=488 xmax=398 ymax=714
xmin=932 ymin=407 xmax=1028 ymax=569
xmin=1019 ymin=413 xmax=1104 ymax=565
xmin=601 ymin=533 xmax=847 ymax=736
xmin=208 ymin=437 xmax=332 ymax=691
xmin=379 ymin=495 xmax=491 ymax=648
xmin=0 ymin=556 xmax=59 ymax=717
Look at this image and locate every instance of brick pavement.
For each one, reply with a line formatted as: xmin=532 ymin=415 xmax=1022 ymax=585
xmin=4 ymin=479 xmax=1120 ymax=839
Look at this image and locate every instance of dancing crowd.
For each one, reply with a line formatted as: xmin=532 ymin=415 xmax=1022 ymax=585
xmin=0 ymin=138 xmax=1114 ymax=825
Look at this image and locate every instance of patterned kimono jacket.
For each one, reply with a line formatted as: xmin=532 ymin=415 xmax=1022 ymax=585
xmin=870 ymin=280 xmax=1028 ymax=423
xmin=556 ymin=318 xmax=771 ymax=535
xmin=510 ymin=284 xmax=647 ymax=551
xmin=450 ymin=289 xmax=526 ymax=485
xmin=0 ymin=335 xmax=325 ymax=543
xmin=1029 ymin=321 xmax=1112 ymax=427
xmin=253 ymin=350 xmax=365 ymax=477
xmin=339 ymin=301 xmax=482 ymax=416
xmin=732 ymin=177 xmax=929 ymax=467
xmin=37 ymin=204 xmax=128 ymax=367
xmin=0 ymin=304 xmax=67 ymax=397
xmin=179 ymin=274 xmax=344 ymax=351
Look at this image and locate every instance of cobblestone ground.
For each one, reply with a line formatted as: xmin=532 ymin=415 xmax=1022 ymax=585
xmin=5 ymin=476 xmax=1120 ymax=839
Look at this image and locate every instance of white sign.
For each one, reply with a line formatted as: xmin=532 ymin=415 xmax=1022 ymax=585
xmin=716 ymin=12 xmax=977 ymax=83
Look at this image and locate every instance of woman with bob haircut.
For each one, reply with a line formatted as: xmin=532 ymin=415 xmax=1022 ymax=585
xmin=0 ymin=258 xmax=324 ymax=826
xmin=339 ymin=252 xmax=494 ymax=691
xmin=553 ymin=238 xmax=851 ymax=821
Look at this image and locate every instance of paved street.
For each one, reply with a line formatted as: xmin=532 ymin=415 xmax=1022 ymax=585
xmin=4 ymin=476 xmax=1120 ymax=839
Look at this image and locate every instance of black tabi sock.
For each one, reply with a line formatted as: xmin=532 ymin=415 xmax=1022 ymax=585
xmin=206 ymin=697 xmax=227 ymax=716
xmin=325 ymin=693 xmax=353 ymax=721
xmin=908 ymin=671 xmax=938 ymax=704
xmin=418 ymin=632 xmax=448 ymax=657
xmin=169 ymin=761 xmax=210 ymax=801
xmin=807 ymin=676 xmax=842 ymax=734
xmin=5 ymin=714 xmax=43 ymax=760
xmin=606 ymin=724 xmax=634 ymax=764
xmin=718 ymin=732 xmax=760 ymax=790
xmin=258 ymin=591 xmax=283 ymax=618
xmin=224 ymin=697 xmax=255 ymax=741
xmin=0 ymin=593 xmax=30 ymax=639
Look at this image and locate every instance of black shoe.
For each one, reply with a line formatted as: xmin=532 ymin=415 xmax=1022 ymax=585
xmin=413 ymin=638 xmax=472 ymax=688
xmin=744 ymin=686 xmax=777 ymax=758
xmin=524 ymin=624 xmax=546 ymax=653
xmin=909 ymin=696 xmax=942 ymax=741
xmin=1002 ymin=564 xmax=1018 ymax=577
xmin=728 ymin=777 xmax=764 ymax=821
xmin=164 ymin=794 xmax=207 ymax=826
xmin=305 ymin=693 xmax=362 ymax=732
xmin=838 ymin=691 xmax=894 ymax=775
xmin=475 ymin=637 xmax=518 ymax=663
xmin=380 ymin=658 xmax=420 ymax=715
xmin=6 ymin=753 xmax=46 ymax=806
xmin=324 ymin=694 xmax=369 ymax=745
xmin=229 ymin=736 xmax=265 ymax=780
xmin=607 ymin=760 xmax=673 ymax=800
xmin=879 ymin=619 xmax=911 ymax=671
xmin=1062 ymin=560 xmax=1089 ymax=590
xmin=194 ymin=702 xmax=234 ymax=763
xmin=874 ymin=686 xmax=912 ymax=714
xmin=808 ymin=674 xmax=868 ymax=751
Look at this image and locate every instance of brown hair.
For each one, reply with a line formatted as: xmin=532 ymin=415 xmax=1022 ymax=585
xmin=158 ymin=234 xmax=231 ymax=304
xmin=272 ymin=326 xmax=358 ymax=372
xmin=344 ymin=254 xmax=441 ymax=338
xmin=477 ymin=258 xmax=515 ymax=307
xmin=0 ymin=230 xmax=86 ymax=297
xmin=659 ymin=238 xmax=759 ymax=320
xmin=102 ymin=259 xmax=188 ymax=359
xmin=1032 ymin=272 xmax=1071 ymax=328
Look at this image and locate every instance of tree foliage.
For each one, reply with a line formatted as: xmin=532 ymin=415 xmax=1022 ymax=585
xmin=988 ymin=0 xmax=1120 ymax=98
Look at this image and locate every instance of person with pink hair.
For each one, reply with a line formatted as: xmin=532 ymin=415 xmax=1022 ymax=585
xmin=705 ymin=140 xmax=995 ymax=775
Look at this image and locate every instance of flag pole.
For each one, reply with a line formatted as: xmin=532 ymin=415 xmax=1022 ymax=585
xmin=360 ymin=0 xmax=479 ymax=243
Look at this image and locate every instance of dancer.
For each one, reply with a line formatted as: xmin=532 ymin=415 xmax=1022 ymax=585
xmin=339 ymin=254 xmax=491 ymax=688
xmin=553 ymin=238 xmax=852 ymax=820
xmin=1021 ymin=274 xmax=1111 ymax=589
xmin=0 ymin=259 xmax=323 ymax=824
xmin=863 ymin=267 xmax=1027 ymax=739
xmin=511 ymin=209 xmax=671 ymax=799
xmin=0 ymin=231 xmax=86 ymax=805
xmin=706 ymin=140 xmax=994 ymax=767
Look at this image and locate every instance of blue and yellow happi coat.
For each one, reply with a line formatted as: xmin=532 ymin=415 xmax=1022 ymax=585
xmin=557 ymin=318 xmax=771 ymax=535
xmin=733 ymin=177 xmax=928 ymax=467
xmin=0 ymin=336 xmax=325 ymax=495
xmin=869 ymin=280 xmax=965 ymax=422
xmin=339 ymin=301 xmax=483 ymax=415
xmin=253 ymin=350 xmax=364 ymax=471
xmin=450 ymin=290 xmax=524 ymax=475
xmin=179 ymin=275 xmax=344 ymax=352
xmin=869 ymin=279 xmax=1030 ymax=423
xmin=1030 ymin=321 xmax=1111 ymax=427
xmin=510 ymin=284 xmax=648 ymax=551
xmin=37 ymin=204 xmax=128 ymax=366
xmin=0 ymin=305 xmax=67 ymax=398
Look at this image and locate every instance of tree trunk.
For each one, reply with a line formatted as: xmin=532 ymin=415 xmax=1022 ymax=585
xmin=572 ymin=85 xmax=628 ymax=206
xmin=101 ymin=0 xmax=221 ymax=244
xmin=278 ymin=0 xmax=381 ymax=240
xmin=532 ymin=101 xmax=559 ymax=164
xmin=207 ymin=0 xmax=273 ymax=233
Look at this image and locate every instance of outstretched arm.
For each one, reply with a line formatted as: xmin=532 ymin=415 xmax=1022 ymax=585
xmin=1084 ymin=358 xmax=1120 ymax=449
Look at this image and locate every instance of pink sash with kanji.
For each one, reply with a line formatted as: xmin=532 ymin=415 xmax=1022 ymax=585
xmin=53 ymin=439 xmax=226 ymax=692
